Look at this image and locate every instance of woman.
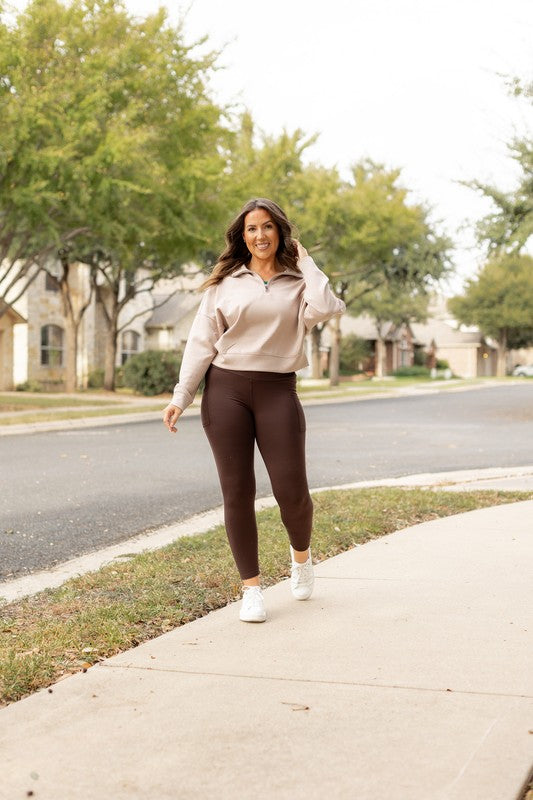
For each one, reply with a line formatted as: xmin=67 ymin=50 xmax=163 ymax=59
xmin=163 ymin=198 xmax=345 ymax=622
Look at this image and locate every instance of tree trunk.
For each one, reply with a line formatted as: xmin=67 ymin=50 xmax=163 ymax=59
xmin=63 ymin=317 xmax=77 ymax=393
xmin=103 ymin=315 xmax=119 ymax=391
xmin=496 ymin=329 xmax=507 ymax=377
xmin=311 ymin=327 xmax=322 ymax=378
xmin=374 ymin=337 xmax=386 ymax=377
xmin=329 ymin=315 xmax=341 ymax=387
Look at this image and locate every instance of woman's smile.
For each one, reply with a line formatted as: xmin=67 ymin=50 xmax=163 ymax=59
xmin=243 ymin=207 xmax=280 ymax=262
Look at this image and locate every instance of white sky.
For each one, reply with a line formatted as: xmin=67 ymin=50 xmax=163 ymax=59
xmin=126 ymin=0 xmax=533 ymax=294
xmin=12 ymin=0 xmax=533 ymax=292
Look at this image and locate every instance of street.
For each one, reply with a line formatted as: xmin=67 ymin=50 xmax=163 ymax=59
xmin=1 ymin=383 xmax=532 ymax=580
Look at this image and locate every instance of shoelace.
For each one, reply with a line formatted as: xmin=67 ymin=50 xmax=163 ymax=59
xmin=242 ymin=587 xmax=263 ymax=607
xmin=291 ymin=559 xmax=312 ymax=585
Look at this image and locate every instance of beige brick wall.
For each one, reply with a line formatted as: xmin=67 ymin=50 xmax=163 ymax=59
xmin=0 ymin=319 xmax=14 ymax=389
xmin=435 ymin=346 xmax=479 ymax=378
xmin=26 ymin=270 xmax=67 ymax=389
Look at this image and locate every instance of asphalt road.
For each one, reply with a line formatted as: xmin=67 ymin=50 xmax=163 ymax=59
xmin=1 ymin=383 xmax=532 ymax=581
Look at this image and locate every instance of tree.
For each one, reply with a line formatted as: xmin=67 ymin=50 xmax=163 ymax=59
xmin=0 ymin=1 xmax=90 ymax=316
xmin=306 ymin=160 xmax=453 ymax=384
xmin=448 ymin=253 xmax=533 ymax=376
xmin=0 ymin=0 xmax=229 ymax=388
xmin=464 ymin=76 xmax=533 ymax=254
xmin=353 ymin=285 xmax=429 ymax=377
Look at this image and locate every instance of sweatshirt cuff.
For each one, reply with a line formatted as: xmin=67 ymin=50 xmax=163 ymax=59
xmin=171 ymin=386 xmax=193 ymax=412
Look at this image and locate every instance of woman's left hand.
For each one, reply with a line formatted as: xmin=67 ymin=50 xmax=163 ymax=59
xmin=294 ymin=240 xmax=308 ymax=260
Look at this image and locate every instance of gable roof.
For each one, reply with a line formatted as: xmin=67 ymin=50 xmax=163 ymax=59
xmin=411 ymin=319 xmax=495 ymax=348
xmin=145 ymin=292 xmax=201 ymax=329
xmin=0 ymin=300 xmax=26 ymax=324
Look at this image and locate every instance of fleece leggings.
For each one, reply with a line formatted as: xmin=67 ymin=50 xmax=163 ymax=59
xmin=201 ymin=365 xmax=313 ymax=580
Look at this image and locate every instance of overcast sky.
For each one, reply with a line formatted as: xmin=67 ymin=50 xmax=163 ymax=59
xmin=14 ymin=0 xmax=533 ymax=292
xmin=124 ymin=0 xmax=533 ymax=293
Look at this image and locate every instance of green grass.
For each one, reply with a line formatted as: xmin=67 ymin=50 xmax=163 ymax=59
xmin=0 ymin=487 xmax=530 ymax=706
xmin=0 ymin=394 xmax=121 ymax=412
xmin=0 ymin=405 xmax=164 ymax=425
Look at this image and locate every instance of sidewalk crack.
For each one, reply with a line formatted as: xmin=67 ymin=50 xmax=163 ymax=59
xmin=99 ymin=663 xmax=532 ymax=699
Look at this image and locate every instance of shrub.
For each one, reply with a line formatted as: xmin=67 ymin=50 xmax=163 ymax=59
xmin=392 ymin=365 xmax=431 ymax=378
xmin=16 ymin=379 xmax=43 ymax=392
xmin=340 ymin=334 xmax=372 ymax=375
xmin=413 ymin=348 xmax=427 ymax=366
xmin=436 ymin=358 xmax=450 ymax=370
xmin=87 ymin=368 xmax=105 ymax=389
xmin=123 ymin=349 xmax=182 ymax=396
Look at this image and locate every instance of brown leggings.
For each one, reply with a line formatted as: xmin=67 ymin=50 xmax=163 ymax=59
xmin=201 ymin=365 xmax=313 ymax=579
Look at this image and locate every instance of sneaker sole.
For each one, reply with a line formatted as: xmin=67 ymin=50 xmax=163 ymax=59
xmin=239 ymin=613 xmax=267 ymax=622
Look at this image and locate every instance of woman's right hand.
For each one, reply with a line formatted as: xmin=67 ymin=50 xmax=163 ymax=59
xmin=163 ymin=403 xmax=182 ymax=434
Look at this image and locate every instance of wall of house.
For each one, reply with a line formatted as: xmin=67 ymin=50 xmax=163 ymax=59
xmin=436 ymin=345 xmax=480 ymax=378
xmin=0 ymin=318 xmax=14 ymax=389
xmin=144 ymin=306 xmax=200 ymax=353
xmin=477 ymin=347 xmax=497 ymax=377
xmin=26 ymin=270 xmax=67 ymax=390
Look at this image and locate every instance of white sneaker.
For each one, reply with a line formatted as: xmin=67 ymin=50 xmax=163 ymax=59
xmin=290 ymin=546 xmax=314 ymax=600
xmin=239 ymin=585 xmax=266 ymax=622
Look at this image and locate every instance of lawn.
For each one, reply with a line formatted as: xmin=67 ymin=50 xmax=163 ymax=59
xmin=0 ymin=486 xmax=530 ymax=706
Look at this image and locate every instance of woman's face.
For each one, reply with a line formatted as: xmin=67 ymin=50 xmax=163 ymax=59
xmin=243 ymin=207 xmax=280 ymax=261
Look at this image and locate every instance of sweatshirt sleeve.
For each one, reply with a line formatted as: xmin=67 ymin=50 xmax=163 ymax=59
xmin=299 ymin=255 xmax=346 ymax=331
xmin=171 ymin=290 xmax=218 ymax=412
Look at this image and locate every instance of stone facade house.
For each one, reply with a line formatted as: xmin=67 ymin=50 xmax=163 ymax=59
xmin=5 ymin=263 xmax=203 ymax=390
xmin=0 ymin=301 xmax=26 ymax=390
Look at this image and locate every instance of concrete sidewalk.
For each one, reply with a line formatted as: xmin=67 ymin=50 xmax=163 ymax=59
xmin=1 ymin=499 xmax=532 ymax=800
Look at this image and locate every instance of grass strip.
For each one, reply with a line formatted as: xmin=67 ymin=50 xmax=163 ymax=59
xmin=0 ymin=405 xmax=165 ymax=425
xmin=0 ymin=487 xmax=530 ymax=706
xmin=0 ymin=395 xmax=122 ymax=411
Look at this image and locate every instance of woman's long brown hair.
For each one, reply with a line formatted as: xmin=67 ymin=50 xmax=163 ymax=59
xmin=201 ymin=198 xmax=299 ymax=290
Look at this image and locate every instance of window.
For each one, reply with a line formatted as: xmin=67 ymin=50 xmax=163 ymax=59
xmin=399 ymin=337 xmax=410 ymax=367
xmin=45 ymin=272 xmax=60 ymax=292
xmin=41 ymin=325 xmax=64 ymax=366
xmin=121 ymin=330 xmax=140 ymax=364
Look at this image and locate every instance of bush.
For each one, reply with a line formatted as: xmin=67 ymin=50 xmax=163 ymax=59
xmin=413 ymin=348 xmax=427 ymax=367
xmin=87 ymin=368 xmax=105 ymax=389
xmin=340 ymin=334 xmax=372 ymax=375
xmin=436 ymin=358 xmax=450 ymax=370
xmin=123 ymin=349 xmax=182 ymax=396
xmin=16 ymin=379 xmax=43 ymax=392
xmin=392 ymin=365 xmax=431 ymax=378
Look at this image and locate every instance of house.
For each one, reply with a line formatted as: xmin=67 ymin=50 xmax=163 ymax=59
xmin=410 ymin=319 xmax=497 ymax=377
xmin=0 ymin=301 xmax=26 ymax=390
xmin=339 ymin=314 xmax=419 ymax=375
xmin=6 ymin=262 xmax=204 ymax=390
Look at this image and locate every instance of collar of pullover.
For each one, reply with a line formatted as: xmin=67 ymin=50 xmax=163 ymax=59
xmin=230 ymin=264 xmax=303 ymax=280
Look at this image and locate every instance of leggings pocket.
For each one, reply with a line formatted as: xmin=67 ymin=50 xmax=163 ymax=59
xmin=200 ymin=390 xmax=211 ymax=428
xmin=291 ymin=391 xmax=306 ymax=433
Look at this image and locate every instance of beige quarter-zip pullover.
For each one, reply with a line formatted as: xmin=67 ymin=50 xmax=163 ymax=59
xmin=171 ymin=255 xmax=346 ymax=411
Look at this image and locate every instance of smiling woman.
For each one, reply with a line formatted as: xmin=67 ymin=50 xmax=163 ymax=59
xmin=162 ymin=197 xmax=346 ymax=622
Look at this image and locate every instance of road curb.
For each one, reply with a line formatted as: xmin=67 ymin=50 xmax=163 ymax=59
xmin=0 ymin=379 xmax=518 ymax=436
xmin=2 ymin=465 xmax=532 ymax=605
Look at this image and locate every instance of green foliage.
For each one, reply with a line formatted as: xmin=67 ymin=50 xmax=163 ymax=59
xmin=392 ymin=365 xmax=431 ymax=378
xmin=413 ymin=348 xmax=427 ymax=366
xmin=449 ymin=253 xmax=533 ymax=347
xmin=123 ymin=349 xmax=182 ymax=396
xmin=468 ymin=83 xmax=533 ymax=253
xmin=87 ymin=368 xmax=104 ymax=389
xmin=314 ymin=160 xmax=454 ymax=305
xmin=339 ymin=334 xmax=371 ymax=374
xmin=0 ymin=0 xmax=229 ymax=300
xmin=15 ymin=379 xmax=43 ymax=392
